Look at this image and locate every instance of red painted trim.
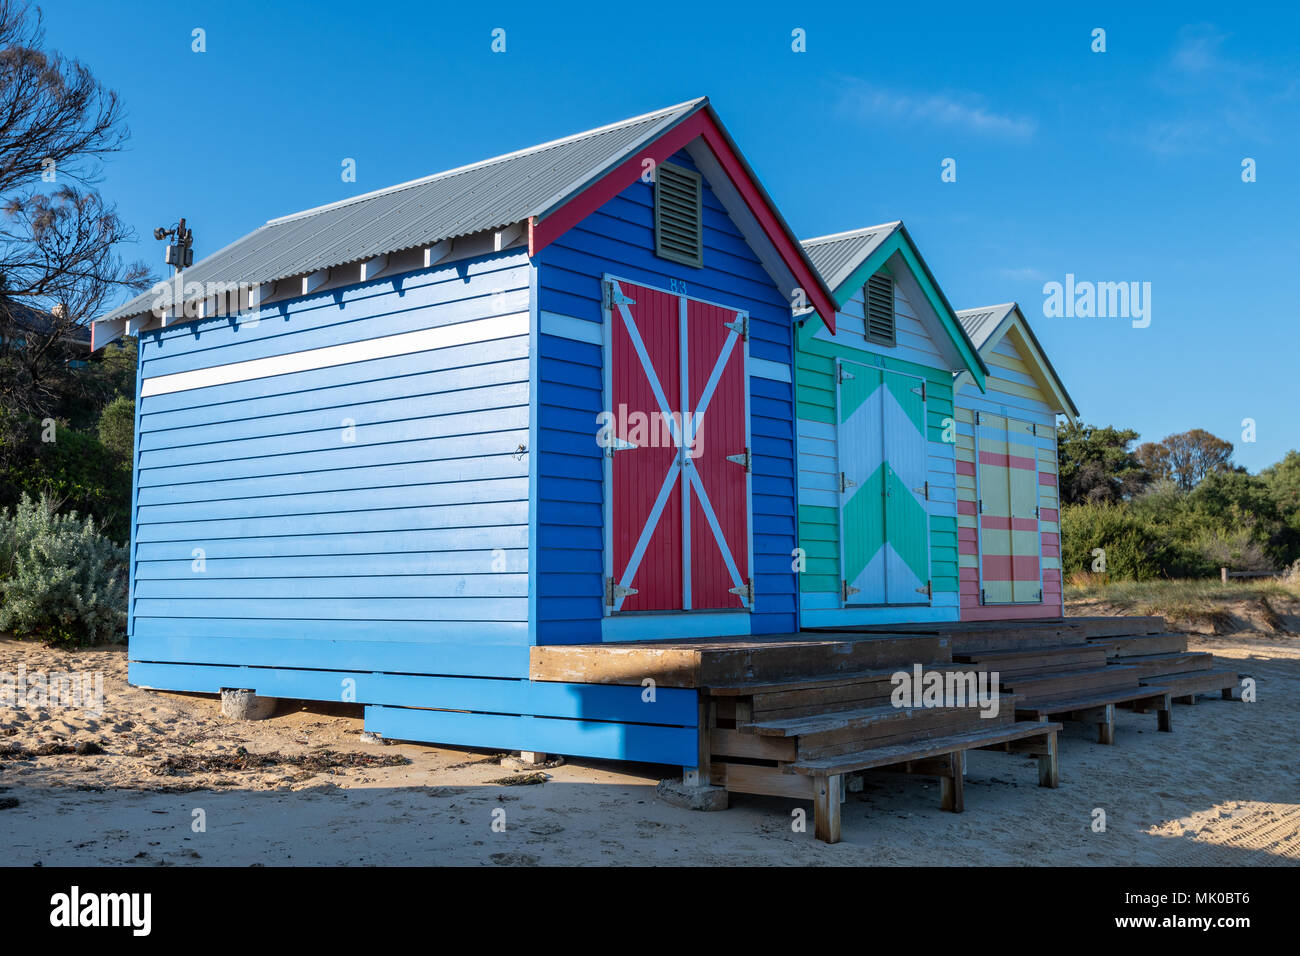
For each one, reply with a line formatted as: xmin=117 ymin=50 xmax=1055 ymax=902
xmin=960 ymin=603 xmax=1063 ymax=622
xmin=978 ymin=450 xmax=1037 ymax=471
xmin=957 ymin=499 xmax=977 ymax=516
xmin=981 ymin=555 xmax=1041 ymax=581
xmin=980 ymin=515 xmax=1040 ymax=533
xmin=1040 ymin=507 xmax=1059 ymax=523
xmin=528 ymin=109 xmax=838 ymax=331
xmin=956 ymin=460 xmax=976 ymax=477
xmin=1039 ymin=472 xmax=1058 ymax=486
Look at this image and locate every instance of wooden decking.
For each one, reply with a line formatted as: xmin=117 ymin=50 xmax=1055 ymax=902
xmin=529 ymin=631 xmax=948 ymax=688
xmin=531 ymin=615 xmax=1242 ymax=844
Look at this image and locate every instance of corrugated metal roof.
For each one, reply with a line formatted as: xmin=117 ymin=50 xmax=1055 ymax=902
xmin=102 ymin=98 xmax=706 ymax=323
xmin=957 ymin=302 xmax=1078 ymax=417
xmin=799 ymin=221 xmax=901 ymax=292
xmin=956 ymin=302 xmax=1017 ymax=350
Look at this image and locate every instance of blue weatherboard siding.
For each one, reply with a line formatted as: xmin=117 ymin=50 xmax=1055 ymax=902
xmin=129 ymin=662 xmax=699 ymax=765
xmin=126 ymin=244 xmax=703 ymax=764
xmin=536 ymin=149 xmax=799 ymax=642
xmin=125 ymin=148 xmax=806 ymax=760
xmin=131 ymin=250 xmax=533 ymax=678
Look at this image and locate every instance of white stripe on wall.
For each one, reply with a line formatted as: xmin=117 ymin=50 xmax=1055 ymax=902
xmin=750 ymin=357 xmax=791 ymax=383
xmin=540 ymin=311 xmax=603 ymax=345
xmin=141 ymin=312 xmax=530 ymax=397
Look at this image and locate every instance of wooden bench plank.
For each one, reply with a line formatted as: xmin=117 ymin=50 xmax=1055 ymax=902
xmin=789 ymin=721 xmax=1063 ymax=776
xmin=1141 ymin=668 xmax=1240 ymax=700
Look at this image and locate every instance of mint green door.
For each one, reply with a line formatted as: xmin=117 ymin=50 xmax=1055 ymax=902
xmin=837 ymin=360 xmax=930 ymax=605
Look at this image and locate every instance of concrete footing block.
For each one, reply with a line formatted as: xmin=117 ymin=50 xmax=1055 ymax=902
xmin=220 ymin=688 xmax=277 ymax=721
xmin=656 ymin=778 xmax=729 ymax=811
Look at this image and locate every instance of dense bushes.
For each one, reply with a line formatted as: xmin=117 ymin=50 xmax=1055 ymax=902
xmin=97 ymin=395 xmax=135 ymax=461
xmin=1060 ymin=472 xmax=1298 ymax=581
xmin=0 ymin=406 xmax=132 ymax=544
xmin=1061 ymin=502 xmax=1166 ymax=581
xmin=0 ymin=494 xmax=128 ymax=645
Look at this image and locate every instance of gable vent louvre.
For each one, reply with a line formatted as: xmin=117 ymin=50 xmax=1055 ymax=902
xmin=654 ymin=162 xmax=703 ymax=268
xmin=864 ymin=272 xmax=896 ymax=346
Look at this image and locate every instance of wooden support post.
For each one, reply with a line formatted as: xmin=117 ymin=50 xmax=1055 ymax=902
xmin=1157 ymin=693 xmax=1173 ymax=732
xmin=682 ymin=697 xmax=714 ymax=788
xmin=1037 ymin=730 xmax=1059 ymax=789
xmin=814 ymin=774 xmax=842 ymax=844
xmin=939 ymin=751 xmax=965 ymax=813
xmin=1097 ymin=703 xmax=1115 ymax=745
xmin=1221 ymin=687 xmax=1235 ymax=701
xmin=1178 ymin=694 xmax=1197 ymax=705
xmin=518 ymin=751 xmax=548 ymax=766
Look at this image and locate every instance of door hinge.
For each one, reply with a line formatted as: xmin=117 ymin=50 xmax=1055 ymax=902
xmin=838 ymin=365 xmax=855 ymax=384
xmin=911 ymin=382 xmax=926 ymax=400
xmin=1034 ymin=505 xmax=1040 ymax=518
xmin=974 ymin=411 xmax=982 ymax=425
xmin=605 ymin=576 xmax=638 ymax=606
xmin=725 ymin=448 xmax=752 ymax=472
xmin=916 ymin=580 xmax=932 ymax=600
xmin=842 ymin=580 xmax=860 ymax=602
xmin=602 ymin=282 xmax=635 ymax=310
xmin=977 ymin=498 xmax=983 ymax=513
xmin=1031 ymin=423 xmax=1037 ymax=435
xmin=840 ymin=472 xmax=857 ymax=492
xmin=1037 ymin=588 xmax=1043 ymax=602
xmin=724 ymin=314 xmax=749 ymax=340
xmin=604 ymin=436 xmax=637 ymax=458
xmin=912 ymin=481 xmax=929 ymax=500
xmin=980 ymin=588 xmax=987 ymax=606
xmin=729 ymin=578 xmax=755 ymax=604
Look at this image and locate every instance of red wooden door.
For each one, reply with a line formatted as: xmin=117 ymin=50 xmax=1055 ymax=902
xmin=605 ymin=278 xmax=750 ymax=614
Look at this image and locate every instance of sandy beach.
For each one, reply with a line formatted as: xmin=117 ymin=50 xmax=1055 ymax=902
xmin=1 ymin=619 xmax=1296 ymax=866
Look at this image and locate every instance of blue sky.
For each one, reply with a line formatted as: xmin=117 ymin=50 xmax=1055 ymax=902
xmin=45 ymin=0 xmax=1298 ymax=472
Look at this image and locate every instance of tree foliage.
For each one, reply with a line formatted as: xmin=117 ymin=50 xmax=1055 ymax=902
xmin=0 ymin=0 xmax=152 ymax=419
xmin=1057 ymin=421 xmax=1149 ymax=504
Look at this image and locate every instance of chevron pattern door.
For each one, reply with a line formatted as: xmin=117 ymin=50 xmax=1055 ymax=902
xmin=837 ymin=360 xmax=930 ymax=606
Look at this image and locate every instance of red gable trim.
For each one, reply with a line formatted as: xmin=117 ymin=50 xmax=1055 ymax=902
xmin=528 ymin=110 xmax=837 ymax=331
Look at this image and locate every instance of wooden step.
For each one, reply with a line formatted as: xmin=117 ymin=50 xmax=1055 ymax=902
xmin=1142 ymin=669 xmax=1240 ymax=700
xmin=1015 ymin=685 xmax=1173 ymax=743
xmin=1116 ymin=651 xmax=1214 ymax=678
xmin=530 ymin=632 xmax=950 ymax=688
xmin=955 ymin=643 xmax=1110 ymax=677
xmin=1065 ymin=616 xmax=1167 ymax=638
xmin=1000 ymin=664 xmax=1142 ymax=700
xmin=743 ymin=696 xmax=1014 ymax=739
xmin=1016 ymin=684 xmax=1172 ymax=718
xmin=722 ymin=663 xmax=981 ymax=722
xmin=789 ymin=721 xmax=1062 ymax=776
xmin=1094 ymin=633 xmax=1190 ymax=658
xmin=947 ymin=624 xmax=1089 ymax=655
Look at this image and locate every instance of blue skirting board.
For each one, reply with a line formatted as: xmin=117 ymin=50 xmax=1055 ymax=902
xmin=128 ymin=661 xmax=698 ymax=766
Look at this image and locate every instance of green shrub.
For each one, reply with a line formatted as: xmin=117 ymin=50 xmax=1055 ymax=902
xmin=97 ymin=396 xmax=135 ymax=461
xmin=0 ymin=407 xmax=131 ymax=543
xmin=1060 ymin=501 xmax=1166 ymax=581
xmin=0 ymin=494 xmax=128 ymax=645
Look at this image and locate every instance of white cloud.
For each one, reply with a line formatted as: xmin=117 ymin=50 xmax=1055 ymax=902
xmin=997 ymin=267 xmax=1048 ymax=282
xmin=836 ymin=79 xmax=1036 ymax=141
